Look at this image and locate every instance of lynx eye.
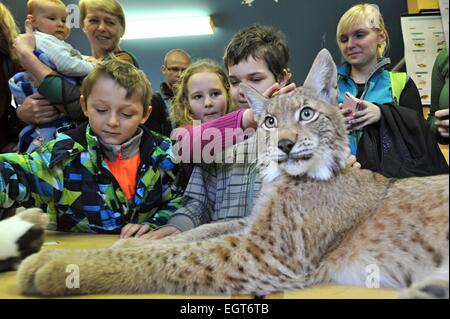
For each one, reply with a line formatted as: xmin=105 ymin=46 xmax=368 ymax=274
xmin=299 ymin=107 xmax=317 ymax=122
xmin=263 ymin=115 xmax=277 ymax=129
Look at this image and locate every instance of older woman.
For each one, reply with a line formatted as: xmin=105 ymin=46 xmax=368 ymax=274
xmin=14 ymin=0 xmax=137 ymax=127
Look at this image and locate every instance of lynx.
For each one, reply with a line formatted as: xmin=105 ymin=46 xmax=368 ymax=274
xmin=16 ymin=49 xmax=448 ymax=298
xmin=0 ymin=208 xmax=48 ymax=272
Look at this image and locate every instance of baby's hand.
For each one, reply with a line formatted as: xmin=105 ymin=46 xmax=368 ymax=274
xmin=86 ymin=56 xmax=101 ymax=64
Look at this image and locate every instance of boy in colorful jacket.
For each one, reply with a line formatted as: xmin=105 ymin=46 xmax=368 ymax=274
xmin=0 ymin=59 xmax=183 ymax=236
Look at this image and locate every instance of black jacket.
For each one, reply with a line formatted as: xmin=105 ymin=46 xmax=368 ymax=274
xmin=357 ymin=104 xmax=448 ymax=177
xmin=144 ymin=82 xmax=174 ymax=138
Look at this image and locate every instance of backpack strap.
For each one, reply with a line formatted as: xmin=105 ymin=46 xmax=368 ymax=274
xmin=389 ymin=71 xmax=408 ymax=104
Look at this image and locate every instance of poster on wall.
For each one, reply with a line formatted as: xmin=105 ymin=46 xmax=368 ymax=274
xmin=439 ymin=0 xmax=449 ymax=46
xmin=401 ymin=13 xmax=446 ymax=105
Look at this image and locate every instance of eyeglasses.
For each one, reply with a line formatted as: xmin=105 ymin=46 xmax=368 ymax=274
xmin=166 ymin=67 xmax=186 ymax=73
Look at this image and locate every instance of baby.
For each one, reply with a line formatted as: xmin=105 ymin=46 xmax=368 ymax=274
xmin=9 ymin=0 xmax=98 ymax=152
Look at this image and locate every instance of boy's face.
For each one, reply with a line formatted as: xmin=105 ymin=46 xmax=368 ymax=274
xmin=80 ymin=76 xmax=152 ymax=145
xmin=228 ymin=56 xmax=277 ymax=109
xmin=29 ymin=2 xmax=70 ymax=40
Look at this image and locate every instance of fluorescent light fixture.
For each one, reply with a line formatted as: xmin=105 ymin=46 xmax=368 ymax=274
xmin=123 ymin=16 xmax=214 ymax=40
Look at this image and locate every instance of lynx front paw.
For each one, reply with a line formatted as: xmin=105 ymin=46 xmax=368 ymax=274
xmin=399 ymin=277 xmax=449 ymax=299
xmin=17 ymin=250 xmax=82 ymax=297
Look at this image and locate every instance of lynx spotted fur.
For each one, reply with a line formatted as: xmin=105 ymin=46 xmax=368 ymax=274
xmin=16 ymin=49 xmax=448 ymax=298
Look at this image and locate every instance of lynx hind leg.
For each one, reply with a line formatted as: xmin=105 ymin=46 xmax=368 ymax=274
xmin=399 ymin=265 xmax=449 ymax=299
xmin=0 ymin=208 xmax=47 ymax=271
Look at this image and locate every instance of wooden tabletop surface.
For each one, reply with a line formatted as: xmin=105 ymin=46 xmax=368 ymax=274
xmin=0 ymin=231 xmax=399 ymax=299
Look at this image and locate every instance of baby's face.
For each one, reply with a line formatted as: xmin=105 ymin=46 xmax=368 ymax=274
xmin=30 ymin=2 xmax=70 ymax=40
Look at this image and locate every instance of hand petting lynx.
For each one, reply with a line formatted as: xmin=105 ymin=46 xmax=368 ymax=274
xmin=17 ymin=49 xmax=448 ymax=298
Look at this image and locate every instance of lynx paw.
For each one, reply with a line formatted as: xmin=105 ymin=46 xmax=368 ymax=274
xmin=17 ymin=249 xmax=81 ymax=297
xmin=399 ymin=277 xmax=449 ymax=299
xmin=0 ymin=208 xmax=48 ymax=272
xmin=16 ymin=208 xmax=48 ymax=228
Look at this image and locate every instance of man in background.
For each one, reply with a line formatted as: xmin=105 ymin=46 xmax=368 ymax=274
xmin=145 ymin=49 xmax=191 ymax=137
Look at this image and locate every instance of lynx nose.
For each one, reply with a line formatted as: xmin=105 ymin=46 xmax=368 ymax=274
xmin=278 ymin=139 xmax=294 ymax=154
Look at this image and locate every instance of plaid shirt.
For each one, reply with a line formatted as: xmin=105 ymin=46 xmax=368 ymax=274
xmin=168 ymin=136 xmax=262 ymax=231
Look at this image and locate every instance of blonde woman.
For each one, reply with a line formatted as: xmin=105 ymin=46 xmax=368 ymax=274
xmin=0 ymin=1 xmax=21 ymax=153
xmin=336 ymin=3 xmax=447 ymax=177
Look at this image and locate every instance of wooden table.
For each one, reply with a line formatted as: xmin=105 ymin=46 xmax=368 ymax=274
xmin=0 ymin=231 xmax=398 ymax=299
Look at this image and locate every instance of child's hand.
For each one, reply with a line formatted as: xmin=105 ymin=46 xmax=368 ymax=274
xmin=120 ymin=223 xmax=151 ymax=238
xmin=242 ymin=83 xmax=297 ymax=130
xmin=263 ymin=82 xmax=296 ymax=98
xmin=138 ymin=226 xmax=181 ymax=240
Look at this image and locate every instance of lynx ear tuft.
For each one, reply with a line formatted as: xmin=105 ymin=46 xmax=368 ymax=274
xmin=303 ymin=49 xmax=338 ymax=105
xmin=239 ymin=83 xmax=268 ymax=120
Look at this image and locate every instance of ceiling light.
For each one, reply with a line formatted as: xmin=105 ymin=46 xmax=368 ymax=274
xmin=123 ymin=16 xmax=214 ymax=40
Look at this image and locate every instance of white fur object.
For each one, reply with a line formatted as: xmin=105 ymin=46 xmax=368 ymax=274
xmin=0 ymin=215 xmax=34 ymax=260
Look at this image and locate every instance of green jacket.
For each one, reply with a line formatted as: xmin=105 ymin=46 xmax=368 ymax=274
xmin=0 ymin=123 xmax=183 ymax=233
xmin=428 ymin=47 xmax=449 ymax=144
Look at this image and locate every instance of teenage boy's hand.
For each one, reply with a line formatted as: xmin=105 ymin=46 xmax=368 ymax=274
xmin=120 ymin=223 xmax=151 ymax=238
xmin=242 ymin=83 xmax=297 ymax=130
xmin=263 ymin=82 xmax=296 ymax=98
xmin=139 ymin=226 xmax=181 ymax=240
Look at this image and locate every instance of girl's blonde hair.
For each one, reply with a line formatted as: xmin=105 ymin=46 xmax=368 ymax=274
xmin=336 ymin=3 xmax=389 ymax=57
xmin=0 ymin=1 xmax=19 ymax=62
xmin=79 ymin=0 xmax=126 ymax=37
xmin=172 ymin=59 xmax=234 ymax=127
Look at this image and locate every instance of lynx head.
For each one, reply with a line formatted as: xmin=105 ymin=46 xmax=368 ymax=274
xmin=240 ymin=49 xmax=350 ymax=181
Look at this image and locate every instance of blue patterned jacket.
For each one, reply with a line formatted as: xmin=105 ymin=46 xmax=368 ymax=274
xmin=0 ymin=123 xmax=183 ymax=233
